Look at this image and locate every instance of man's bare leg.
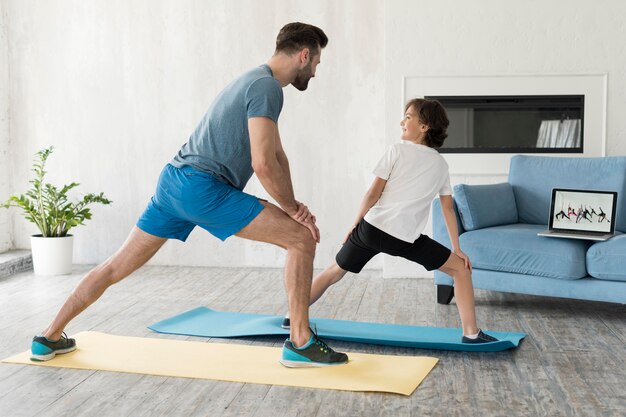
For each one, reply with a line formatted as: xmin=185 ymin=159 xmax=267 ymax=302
xmin=42 ymin=227 xmax=167 ymax=340
xmin=438 ymin=253 xmax=479 ymax=336
xmin=236 ymin=201 xmax=316 ymax=348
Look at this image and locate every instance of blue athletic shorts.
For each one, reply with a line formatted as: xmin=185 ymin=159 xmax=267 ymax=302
xmin=136 ymin=164 xmax=265 ymax=241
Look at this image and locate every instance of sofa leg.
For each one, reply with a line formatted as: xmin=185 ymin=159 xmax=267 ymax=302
xmin=437 ymin=285 xmax=454 ymax=305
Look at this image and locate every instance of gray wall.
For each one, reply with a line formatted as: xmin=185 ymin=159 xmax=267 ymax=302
xmin=0 ymin=0 xmax=11 ymax=253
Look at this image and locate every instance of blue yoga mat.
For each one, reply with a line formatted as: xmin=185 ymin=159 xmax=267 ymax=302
xmin=149 ymin=307 xmax=525 ymax=352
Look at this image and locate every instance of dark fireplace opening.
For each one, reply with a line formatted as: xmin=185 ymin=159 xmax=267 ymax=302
xmin=424 ymin=95 xmax=584 ymax=154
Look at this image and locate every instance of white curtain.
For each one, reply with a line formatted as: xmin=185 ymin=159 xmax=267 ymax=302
xmin=536 ymin=119 xmax=581 ymax=148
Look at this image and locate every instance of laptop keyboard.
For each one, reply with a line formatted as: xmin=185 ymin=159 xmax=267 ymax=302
xmin=550 ymin=230 xmax=607 ymax=237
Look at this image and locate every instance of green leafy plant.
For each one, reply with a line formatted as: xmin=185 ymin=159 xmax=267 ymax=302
xmin=1 ymin=146 xmax=112 ymax=237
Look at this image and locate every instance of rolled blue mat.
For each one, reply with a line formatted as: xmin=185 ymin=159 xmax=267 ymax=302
xmin=149 ymin=307 xmax=525 ymax=352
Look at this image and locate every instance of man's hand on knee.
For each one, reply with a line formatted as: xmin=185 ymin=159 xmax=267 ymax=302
xmin=289 ymin=201 xmax=320 ymax=243
xmin=301 ymin=219 xmax=320 ymax=243
xmin=290 ymin=201 xmax=312 ymax=222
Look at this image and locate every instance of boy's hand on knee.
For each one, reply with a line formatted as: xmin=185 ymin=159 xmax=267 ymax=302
xmin=454 ymin=249 xmax=472 ymax=272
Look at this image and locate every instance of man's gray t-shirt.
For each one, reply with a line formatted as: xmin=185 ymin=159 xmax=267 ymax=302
xmin=171 ymin=64 xmax=283 ymax=190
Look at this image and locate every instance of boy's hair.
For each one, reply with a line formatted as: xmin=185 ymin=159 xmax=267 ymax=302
xmin=275 ymin=23 xmax=328 ymax=58
xmin=405 ymin=99 xmax=450 ymax=148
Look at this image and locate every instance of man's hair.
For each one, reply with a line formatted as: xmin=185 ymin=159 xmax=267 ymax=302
xmin=275 ymin=22 xmax=328 ymax=57
xmin=405 ymin=98 xmax=450 ymax=149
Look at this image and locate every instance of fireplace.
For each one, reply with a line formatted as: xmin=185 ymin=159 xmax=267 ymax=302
xmin=403 ymin=74 xmax=606 ymax=174
xmin=424 ymin=95 xmax=584 ymax=154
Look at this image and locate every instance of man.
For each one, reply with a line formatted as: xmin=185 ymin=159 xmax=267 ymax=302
xmin=31 ymin=22 xmax=348 ymax=368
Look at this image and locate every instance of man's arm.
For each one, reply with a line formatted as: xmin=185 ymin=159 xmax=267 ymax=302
xmin=249 ymin=116 xmax=319 ymax=241
xmin=249 ymin=117 xmax=298 ymax=215
xmin=274 ymin=129 xmax=295 ymax=196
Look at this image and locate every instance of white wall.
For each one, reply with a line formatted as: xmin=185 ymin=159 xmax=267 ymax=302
xmin=0 ymin=0 xmax=11 ymax=253
xmin=385 ymin=0 xmax=626 ymax=156
xmin=5 ymin=0 xmax=385 ymax=269
xmin=383 ymin=0 xmax=626 ymax=277
xmin=6 ymin=1 xmax=626 ymax=277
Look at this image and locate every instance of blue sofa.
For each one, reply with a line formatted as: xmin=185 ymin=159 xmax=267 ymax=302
xmin=432 ymin=155 xmax=626 ymax=305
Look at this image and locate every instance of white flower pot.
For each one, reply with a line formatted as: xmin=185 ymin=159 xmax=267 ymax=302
xmin=30 ymin=235 xmax=74 ymax=275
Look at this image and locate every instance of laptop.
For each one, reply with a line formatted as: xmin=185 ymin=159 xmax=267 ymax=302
xmin=537 ymin=188 xmax=618 ymax=241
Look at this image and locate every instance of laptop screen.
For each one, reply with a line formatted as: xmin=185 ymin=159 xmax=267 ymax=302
xmin=549 ymin=189 xmax=617 ymax=234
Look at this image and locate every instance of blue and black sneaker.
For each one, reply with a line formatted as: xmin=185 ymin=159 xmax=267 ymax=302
xmin=280 ymin=330 xmax=348 ymax=367
xmin=31 ymin=332 xmax=76 ymax=361
xmin=461 ymin=329 xmax=499 ymax=344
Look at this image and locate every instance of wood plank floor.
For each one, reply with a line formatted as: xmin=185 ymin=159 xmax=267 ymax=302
xmin=0 ymin=265 xmax=624 ymax=417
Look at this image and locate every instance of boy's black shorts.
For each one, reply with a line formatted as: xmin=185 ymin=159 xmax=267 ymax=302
xmin=336 ymin=219 xmax=451 ymax=273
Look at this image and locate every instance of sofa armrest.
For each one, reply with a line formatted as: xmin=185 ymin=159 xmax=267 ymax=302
xmin=431 ymin=197 xmax=464 ymax=250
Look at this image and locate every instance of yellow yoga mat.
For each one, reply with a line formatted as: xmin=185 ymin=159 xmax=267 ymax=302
xmin=2 ymin=331 xmax=438 ymax=395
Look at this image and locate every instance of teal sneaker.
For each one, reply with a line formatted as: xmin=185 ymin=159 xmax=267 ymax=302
xmin=280 ymin=330 xmax=348 ymax=368
xmin=31 ymin=332 xmax=76 ymax=361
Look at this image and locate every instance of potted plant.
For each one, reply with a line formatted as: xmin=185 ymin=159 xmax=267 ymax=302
xmin=2 ymin=146 xmax=112 ymax=275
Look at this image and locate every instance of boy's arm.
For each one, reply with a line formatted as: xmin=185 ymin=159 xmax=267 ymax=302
xmin=439 ymin=195 xmax=472 ymax=270
xmin=344 ymin=176 xmax=387 ymax=242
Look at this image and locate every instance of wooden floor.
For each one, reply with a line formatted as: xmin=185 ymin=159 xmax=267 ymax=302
xmin=0 ymin=265 xmax=625 ymax=417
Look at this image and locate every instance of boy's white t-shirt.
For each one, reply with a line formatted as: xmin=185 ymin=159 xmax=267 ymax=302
xmin=363 ymin=141 xmax=452 ymax=243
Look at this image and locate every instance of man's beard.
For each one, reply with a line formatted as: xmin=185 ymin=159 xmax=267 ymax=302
xmin=292 ymin=62 xmax=313 ymax=91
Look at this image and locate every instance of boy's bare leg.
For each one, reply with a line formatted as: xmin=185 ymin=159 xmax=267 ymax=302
xmin=236 ymin=201 xmax=316 ymax=348
xmin=438 ymin=253 xmax=479 ymax=336
xmin=283 ymin=261 xmax=348 ymax=320
xmin=42 ymin=227 xmax=167 ymax=340
xmin=310 ymin=262 xmax=348 ymax=306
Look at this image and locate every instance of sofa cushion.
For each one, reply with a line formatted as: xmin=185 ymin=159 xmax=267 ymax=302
xmin=460 ymin=224 xmax=591 ymax=279
xmin=586 ymin=234 xmax=626 ymax=282
xmin=508 ymin=155 xmax=626 ymax=232
xmin=453 ymin=183 xmax=518 ymax=231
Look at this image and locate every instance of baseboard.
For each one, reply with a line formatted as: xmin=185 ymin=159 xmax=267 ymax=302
xmin=0 ymin=250 xmax=33 ymax=279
